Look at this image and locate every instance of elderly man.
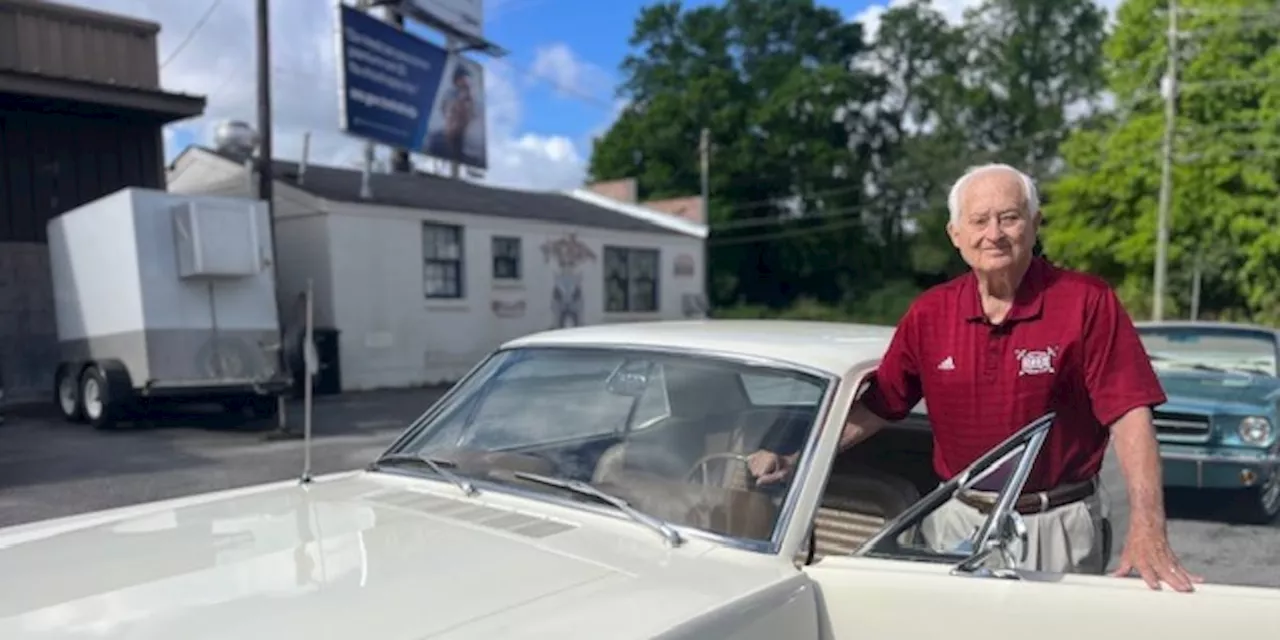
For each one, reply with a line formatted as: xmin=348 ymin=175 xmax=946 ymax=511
xmin=748 ymin=163 xmax=1200 ymax=592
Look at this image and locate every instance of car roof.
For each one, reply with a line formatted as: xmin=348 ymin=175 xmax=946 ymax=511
xmin=501 ymin=319 xmax=897 ymax=377
xmin=1134 ymin=320 xmax=1278 ymax=336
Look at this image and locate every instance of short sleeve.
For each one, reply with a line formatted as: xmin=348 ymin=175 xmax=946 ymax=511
xmin=860 ymin=303 xmax=924 ymax=422
xmin=1082 ymin=286 xmax=1168 ymax=426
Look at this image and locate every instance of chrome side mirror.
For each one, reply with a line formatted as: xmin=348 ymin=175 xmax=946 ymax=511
xmin=996 ymin=510 xmax=1029 ymax=568
xmin=951 ymin=511 xmax=1028 ymax=579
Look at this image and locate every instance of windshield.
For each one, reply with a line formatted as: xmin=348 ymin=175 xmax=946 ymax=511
xmin=389 ymin=346 xmax=831 ymax=545
xmin=1138 ymin=326 xmax=1278 ymax=377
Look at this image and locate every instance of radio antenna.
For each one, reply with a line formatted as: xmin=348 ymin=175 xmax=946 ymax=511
xmin=301 ymin=278 xmax=316 ymax=484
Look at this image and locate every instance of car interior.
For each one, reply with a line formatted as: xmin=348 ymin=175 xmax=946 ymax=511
xmin=426 ymin=359 xmax=934 ymax=556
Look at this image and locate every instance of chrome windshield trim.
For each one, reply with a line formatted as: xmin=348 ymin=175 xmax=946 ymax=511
xmin=766 ymin=369 xmax=839 ymax=553
xmin=375 ymin=341 xmax=841 ymax=557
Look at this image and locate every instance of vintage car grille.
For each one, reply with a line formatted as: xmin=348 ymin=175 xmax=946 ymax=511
xmin=1152 ymin=410 xmax=1212 ymax=440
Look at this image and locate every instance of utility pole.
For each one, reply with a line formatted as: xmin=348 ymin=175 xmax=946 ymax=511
xmin=699 ymin=127 xmax=711 ymax=316
xmin=388 ymin=6 xmax=412 ymax=174
xmin=255 ymin=0 xmax=273 ymax=209
xmin=1190 ymin=253 xmax=1202 ymax=321
xmin=1153 ymin=0 xmax=1178 ymax=321
xmin=257 ymin=0 xmax=293 ymax=438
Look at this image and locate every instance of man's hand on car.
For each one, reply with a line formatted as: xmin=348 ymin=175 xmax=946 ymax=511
xmin=746 ymin=450 xmax=794 ymax=485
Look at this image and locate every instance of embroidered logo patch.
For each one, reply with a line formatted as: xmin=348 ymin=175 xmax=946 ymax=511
xmin=1015 ymin=346 xmax=1058 ymax=376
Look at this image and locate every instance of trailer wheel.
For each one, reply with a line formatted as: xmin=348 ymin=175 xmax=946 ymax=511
xmin=80 ymin=365 xmax=121 ymax=430
xmin=54 ymin=364 xmax=86 ymax=423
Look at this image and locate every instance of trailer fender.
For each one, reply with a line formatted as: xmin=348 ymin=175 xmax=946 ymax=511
xmin=90 ymin=359 xmax=135 ymax=400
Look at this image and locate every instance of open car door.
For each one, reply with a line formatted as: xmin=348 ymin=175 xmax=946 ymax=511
xmin=800 ymin=413 xmax=1280 ymax=639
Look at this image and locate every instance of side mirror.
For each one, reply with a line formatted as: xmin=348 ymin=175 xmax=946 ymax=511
xmin=996 ymin=510 xmax=1029 ymax=566
xmin=950 ymin=510 xmax=1029 ymax=579
xmin=951 ymin=413 xmax=1053 ymax=579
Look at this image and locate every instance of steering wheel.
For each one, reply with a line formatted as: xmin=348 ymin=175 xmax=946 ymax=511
xmin=685 ymin=453 xmax=756 ymax=488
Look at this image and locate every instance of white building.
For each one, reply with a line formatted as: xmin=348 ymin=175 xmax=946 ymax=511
xmin=166 ymin=146 xmax=708 ymax=391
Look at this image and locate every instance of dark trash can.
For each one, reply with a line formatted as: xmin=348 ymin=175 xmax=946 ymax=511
xmin=289 ymin=328 xmax=342 ymax=397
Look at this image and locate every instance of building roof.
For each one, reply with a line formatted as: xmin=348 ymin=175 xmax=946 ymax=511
xmin=503 ymin=319 xmax=898 ymax=377
xmin=191 ymin=146 xmax=705 ymax=239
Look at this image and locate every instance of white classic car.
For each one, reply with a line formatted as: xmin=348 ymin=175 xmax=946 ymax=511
xmin=2 ymin=320 xmax=1277 ymax=639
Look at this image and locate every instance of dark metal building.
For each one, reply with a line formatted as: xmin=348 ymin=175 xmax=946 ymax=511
xmin=0 ymin=0 xmax=206 ymax=401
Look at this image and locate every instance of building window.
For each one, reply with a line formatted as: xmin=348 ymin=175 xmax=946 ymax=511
xmin=492 ymin=236 xmax=521 ymax=280
xmin=604 ymin=246 xmax=660 ymax=312
xmin=423 ymin=222 xmax=463 ymax=299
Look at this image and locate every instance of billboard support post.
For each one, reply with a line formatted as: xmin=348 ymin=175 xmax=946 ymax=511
xmin=446 ymin=34 xmax=460 ymax=179
xmin=387 ymin=6 xmax=413 ymax=175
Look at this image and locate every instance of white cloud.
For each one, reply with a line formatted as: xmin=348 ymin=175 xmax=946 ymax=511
xmin=528 ymin=43 xmax=615 ymax=100
xmin=71 ymin=0 xmax=600 ymax=191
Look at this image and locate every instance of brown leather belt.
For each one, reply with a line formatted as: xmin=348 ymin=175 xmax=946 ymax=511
xmin=956 ymin=478 xmax=1096 ymax=515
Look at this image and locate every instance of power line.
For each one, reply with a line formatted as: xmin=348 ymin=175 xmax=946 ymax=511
xmin=160 ymin=0 xmax=224 ymax=70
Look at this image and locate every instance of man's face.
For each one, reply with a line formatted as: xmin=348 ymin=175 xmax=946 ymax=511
xmin=946 ymin=169 xmax=1040 ymax=274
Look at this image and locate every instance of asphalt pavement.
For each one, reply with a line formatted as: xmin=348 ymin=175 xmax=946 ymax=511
xmin=0 ymin=387 xmax=446 ymax=526
xmin=1 ymin=391 xmax=1277 ymax=588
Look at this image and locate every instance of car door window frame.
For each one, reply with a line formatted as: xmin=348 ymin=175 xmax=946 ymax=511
xmin=821 ymin=411 xmax=1057 ymax=579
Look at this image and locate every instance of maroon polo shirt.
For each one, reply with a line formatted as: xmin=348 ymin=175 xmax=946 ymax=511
xmin=861 ymin=257 xmax=1167 ymax=493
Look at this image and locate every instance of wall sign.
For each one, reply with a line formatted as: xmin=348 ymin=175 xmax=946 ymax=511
xmin=541 ymin=234 xmax=597 ymax=328
xmin=491 ymin=299 xmax=526 ymax=318
xmin=674 ymin=254 xmax=696 ymax=278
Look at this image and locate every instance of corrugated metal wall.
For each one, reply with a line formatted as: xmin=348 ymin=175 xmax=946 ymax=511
xmin=0 ymin=0 xmax=161 ymax=90
xmin=0 ymin=110 xmax=164 ymax=242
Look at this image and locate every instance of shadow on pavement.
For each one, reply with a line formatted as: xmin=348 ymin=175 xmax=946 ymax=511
xmin=1165 ymin=488 xmax=1277 ymax=527
xmin=0 ymin=418 xmax=218 ymax=491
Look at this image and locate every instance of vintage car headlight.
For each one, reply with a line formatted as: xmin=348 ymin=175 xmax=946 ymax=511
xmin=1238 ymin=416 xmax=1273 ymax=444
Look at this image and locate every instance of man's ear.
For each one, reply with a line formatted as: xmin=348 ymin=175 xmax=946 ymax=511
xmin=946 ymin=220 xmax=962 ymax=249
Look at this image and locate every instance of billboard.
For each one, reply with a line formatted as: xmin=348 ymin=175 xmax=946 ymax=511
xmin=336 ymin=5 xmax=487 ymax=169
xmin=401 ymin=0 xmax=484 ymax=41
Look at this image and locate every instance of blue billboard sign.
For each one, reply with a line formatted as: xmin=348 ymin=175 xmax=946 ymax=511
xmin=336 ymin=5 xmax=488 ymax=170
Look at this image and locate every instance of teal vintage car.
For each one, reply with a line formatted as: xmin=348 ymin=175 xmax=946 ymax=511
xmin=1135 ymin=321 xmax=1280 ymax=523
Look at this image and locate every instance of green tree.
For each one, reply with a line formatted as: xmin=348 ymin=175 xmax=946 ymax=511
xmin=590 ymin=0 xmax=1109 ymax=315
xmin=589 ymin=0 xmax=888 ymax=308
xmin=962 ymin=0 xmax=1109 ymax=176
xmin=1044 ymin=0 xmax=1280 ymax=322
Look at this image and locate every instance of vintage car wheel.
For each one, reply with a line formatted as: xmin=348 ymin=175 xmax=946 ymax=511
xmin=1232 ymin=474 xmax=1280 ymax=524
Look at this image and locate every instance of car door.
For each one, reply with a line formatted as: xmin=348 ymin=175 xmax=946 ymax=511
xmin=800 ymin=413 xmax=1280 ymax=639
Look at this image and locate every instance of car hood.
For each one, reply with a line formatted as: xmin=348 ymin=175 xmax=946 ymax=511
xmin=0 ymin=472 xmax=786 ymax=640
xmin=1156 ymin=370 xmax=1280 ymax=409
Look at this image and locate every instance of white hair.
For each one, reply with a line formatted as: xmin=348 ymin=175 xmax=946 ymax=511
xmin=946 ymin=163 xmax=1041 ymax=225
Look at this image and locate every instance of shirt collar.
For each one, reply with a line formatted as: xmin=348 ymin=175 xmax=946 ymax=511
xmin=959 ymin=257 xmax=1050 ymax=324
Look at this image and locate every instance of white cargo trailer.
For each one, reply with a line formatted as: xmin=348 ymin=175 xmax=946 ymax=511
xmin=47 ymin=187 xmax=291 ymax=429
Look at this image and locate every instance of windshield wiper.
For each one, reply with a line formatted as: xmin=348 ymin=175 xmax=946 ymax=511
xmin=370 ymin=453 xmax=477 ymax=496
xmin=513 ymin=472 xmax=684 ymax=547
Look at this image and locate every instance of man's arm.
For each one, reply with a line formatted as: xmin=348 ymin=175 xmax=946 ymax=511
xmin=774 ymin=401 xmax=890 ymax=469
xmin=751 ymin=305 xmax=922 ymax=483
xmin=1109 ymin=406 xmax=1166 ymax=535
xmin=1079 ymin=285 xmax=1198 ymax=591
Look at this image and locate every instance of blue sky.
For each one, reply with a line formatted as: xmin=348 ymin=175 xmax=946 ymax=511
xmin=475 ymin=0 xmax=873 ymax=156
xmin=80 ymin=0 xmax=906 ymax=189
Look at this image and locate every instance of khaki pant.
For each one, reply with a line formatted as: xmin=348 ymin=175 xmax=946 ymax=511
xmin=920 ymin=484 xmax=1108 ymax=574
